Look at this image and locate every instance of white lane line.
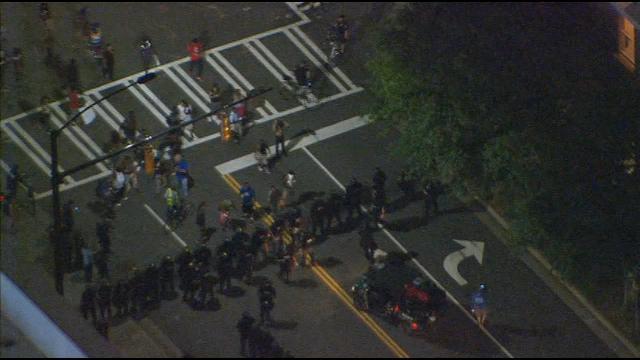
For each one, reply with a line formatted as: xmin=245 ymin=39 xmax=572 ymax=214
xmin=253 ymin=39 xmax=295 ymax=79
xmin=48 ymin=106 xmax=108 ymax=173
xmin=127 ymin=82 xmax=169 ymax=128
xmin=213 ymin=51 xmax=275 ymax=116
xmin=245 ymin=42 xmax=291 ymax=91
xmin=143 ymin=204 xmax=187 ymax=247
xmin=33 ymin=170 xmax=112 ymax=200
xmin=264 ymin=101 xmax=278 ymax=115
xmin=98 ymin=97 xmax=126 ymax=123
xmin=165 ymin=66 xmax=211 ymax=107
xmin=205 ymin=54 xmax=269 ymax=118
xmin=50 ymin=105 xmax=106 ymax=160
xmin=1 ymin=122 xmax=75 ymax=184
xmin=215 ymin=115 xmax=368 ymax=175
xmin=1 ymin=122 xmax=51 ymax=177
xmin=285 ymin=1 xmax=311 ymax=23
xmin=283 ymin=28 xmax=348 ymax=93
xmin=301 ymin=146 xmax=515 ymax=359
xmin=291 ymin=26 xmax=359 ymax=91
xmin=166 ymin=67 xmax=210 ymax=112
xmin=91 ymin=102 xmax=123 ymax=134
xmin=137 ymin=82 xmax=173 ymax=116
xmin=7 ymin=120 xmax=71 ymax=178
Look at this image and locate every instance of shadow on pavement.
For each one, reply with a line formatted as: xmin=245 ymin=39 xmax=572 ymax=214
xmin=315 ymin=256 xmax=343 ymax=268
xmin=223 ymin=286 xmax=246 ymax=298
xmin=284 ymin=278 xmax=318 ymax=289
xmin=268 ymin=319 xmax=298 ymax=331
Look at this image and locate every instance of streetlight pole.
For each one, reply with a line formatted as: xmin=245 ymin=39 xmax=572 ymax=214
xmin=50 ymin=72 xmax=157 ymax=295
xmin=49 ymin=74 xmax=271 ymax=295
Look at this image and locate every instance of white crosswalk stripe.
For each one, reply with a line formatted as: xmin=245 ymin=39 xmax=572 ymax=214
xmin=48 ymin=106 xmax=108 ymax=173
xmin=291 ymin=26 xmax=359 ymax=91
xmin=244 ymin=42 xmax=292 ymax=91
xmin=283 ymin=28 xmax=348 ymax=93
xmin=208 ymin=52 xmax=270 ymax=118
xmin=1 ymin=20 xmax=363 ymax=191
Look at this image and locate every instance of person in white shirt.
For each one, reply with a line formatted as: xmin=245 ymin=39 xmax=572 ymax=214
xmin=176 ymin=100 xmax=194 ymax=133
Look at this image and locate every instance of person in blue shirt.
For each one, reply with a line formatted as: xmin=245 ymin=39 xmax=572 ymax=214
xmin=471 ymin=284 xmax=488 ymax=327
xmin=174 ymin=153 xmax=189 ymax=198
xmin=240 ymin=182 xmax=256 ymax=221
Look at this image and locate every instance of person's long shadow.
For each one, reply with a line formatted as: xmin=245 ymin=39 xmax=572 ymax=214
xmin=289 ymin=191 xmax=325 ymax=207
xmin=268 ymin=319 xmax=298 ymax=330
xmin=284 ymin=278 xmax=318 ymax=289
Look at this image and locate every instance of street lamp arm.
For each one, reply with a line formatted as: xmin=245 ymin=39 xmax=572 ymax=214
xmin=59 ymin=86 xmax=272 ymax=178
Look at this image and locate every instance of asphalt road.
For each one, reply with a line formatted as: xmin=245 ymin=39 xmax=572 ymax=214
xmin=0 ymin=2 xmax=624 ymax=358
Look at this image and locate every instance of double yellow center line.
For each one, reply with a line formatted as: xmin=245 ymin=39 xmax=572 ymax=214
xmin=222 ymin=174 xmax=409 ymax=358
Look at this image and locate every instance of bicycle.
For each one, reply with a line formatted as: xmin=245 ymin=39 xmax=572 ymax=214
xmin=166 ymin=200 xmax=193 ymax=231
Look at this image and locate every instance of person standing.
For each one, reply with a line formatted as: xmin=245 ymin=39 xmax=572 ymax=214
xmin=81 ymin=284 xmax=97 ymax=323
xmin=268 ymin=185 xmax=282 ymax=216
xmin=272 ymin=119 xmax=289 ymax=157
xmin=187 ymin=38 xmax=204 ymax=80
xmin=159 ymin=255 xmax=175 ymax=296
xmin=174 ymin=153 xmax=190 ymax=198
xmin=68 ymin=86 xmax=81 ymax=118
xmin=102 ymin=44 xmax=114 ymax=80
xmin=208 ymin=84 xmax=222 ymax=111
xmin=325 ymin=192 xmax=344 ymax=230
xmin=258 ymin=280 xmax=276 ymax=325
xmin=96 ymin=281 xmax=112 ymax=320
xmin=139 ymin=38 xmax=159 ymax=70
xmin=471 ymin=284 xmax=488 ymax=327
xmin=217 ymin=248 xmax=233 ymax=294
xmin=240 ymin=182 xmax=256 ymax=221
xmin=81 ymin=244 xmax=94 ymax=283
xmin=96 ymin=220 xmax=112 ymax=254
xmin=112 ymin=280 xmax=127 ymax=317
xmin=345 ymin=177 xmax=363 ymax=220
xmin=176 ymin=100 xmax=194 ymax=133
xmin=94 ymin=250 xmax=110 ymax=280
xmin=237 ymin=312 xmax=255 ymax=356
xmin=121 ymin=111 xmax=137 ymax=142
xmin=372 ymin=167 xmax=387 ymax=195
xmin=282 ymin=171 xmax=296 ymax=207
xmin=310 ymin=199 xmax=327 ymax=236
xmin=196 ymin=201 xmax=207 ymax=239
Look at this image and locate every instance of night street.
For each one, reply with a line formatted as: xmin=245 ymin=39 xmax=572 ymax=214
xmin=1 ymin=2 xmax=639 ymax=358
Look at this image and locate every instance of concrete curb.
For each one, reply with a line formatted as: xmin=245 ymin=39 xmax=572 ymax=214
xmin=476 ymin=197 xmax=640 ymax=358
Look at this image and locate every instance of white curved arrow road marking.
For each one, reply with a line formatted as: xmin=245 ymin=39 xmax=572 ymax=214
xmin=443 ymin=239 xmax=485 ymax=286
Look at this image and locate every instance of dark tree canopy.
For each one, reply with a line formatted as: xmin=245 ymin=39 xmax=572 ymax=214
xmin=368 ymin=2 xmax=640 ymax=285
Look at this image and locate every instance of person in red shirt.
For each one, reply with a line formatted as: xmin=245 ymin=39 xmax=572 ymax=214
xmin=69 ymin=87 xmax=81 ymax=114
xmin=187 ymin=38 xmax=204 ymax=80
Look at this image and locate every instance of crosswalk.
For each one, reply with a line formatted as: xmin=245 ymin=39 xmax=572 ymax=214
xmin=1 ymin=7 xmax=363 ymax=198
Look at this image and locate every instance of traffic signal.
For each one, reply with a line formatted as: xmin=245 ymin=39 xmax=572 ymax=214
xmin=221 ymin=113 xmax=232 ymax=143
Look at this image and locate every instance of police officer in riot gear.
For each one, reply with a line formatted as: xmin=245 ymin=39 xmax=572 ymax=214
xmin=258 ymin=280 xmax=277 ymax=325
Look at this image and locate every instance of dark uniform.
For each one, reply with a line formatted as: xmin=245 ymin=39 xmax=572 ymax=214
xmin=198 ymin=272 xmax=216 ymax=306
xmin=112 ymin=280 xmax=127 ymax=317
xmin=237 ymin=312 xmax=255 ymax=355
xmin=217 ymin=250 xmax=233 ymax=293
xmin=310 ymin=199 xmax=327 ymax=236
xmin=181 ymin=262 xmax=197 ymax=302
xmin=159 ymin=256 xmax=176 ymax=296
xmin=81 ymin=284 xmax=97 ymax=322
xmin=325 ymin=193 xmax=343 ymax=230
xmin=258 ymin=281 xmax=276 ymax=324
xmin=94 ymin=250 xmax=109 ymax=279
xmin=129 ymin=269 xmax=145 ymax=316
xmin=194 ymin=245 xmax=213 ymax=269
xmin=96 ymin=221 xmax=112 ymax=254
xmin=176 ymin=247 xmax=193 ymax=284
xmin=145 ymin=264 xmax=160 ymax=305
xmin=345 ymin=178 xmax=363 ymax=220
xmin=372 ymin=168 xmax=387 ymax=195
xmin=97 ymin=281 xmax=112 ymax=320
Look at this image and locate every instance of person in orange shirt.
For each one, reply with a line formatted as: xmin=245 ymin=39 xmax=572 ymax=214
xmin=187 ymin=38 xmax=204 ymax=80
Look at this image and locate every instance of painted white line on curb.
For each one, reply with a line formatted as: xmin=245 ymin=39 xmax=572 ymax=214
xmin=302 ymin=145 xmax=515 ymax=359
xmin=33 ymin=171 xmax=112 ymax=200
xmin=143 ymin=204 xmax=187 ymax=247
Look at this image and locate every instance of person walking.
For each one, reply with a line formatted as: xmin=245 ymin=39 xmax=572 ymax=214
xmin=237 ymin=312 xmax=255 ymax=356
xmin=102 ymin=44 xmax=114 ymax=80
xmin=121 ymin=111 xmax=137 ymax=142
xmin=471 ymin=284 xmax=488 ymax=327
xmin=282 ymin=171 xmax=296 ymax=207
xmin=272 ymin=119 xmax=289 ymax=157
xmin=255 ymin=140 xmax=271 ymax=174
xmin=176 ymin=100 xmax=194 ymax=133
xmin=139 ymin=38 xmax=159 ymax=70
xmin=187 ymin=38 xmax=204 ymax=80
